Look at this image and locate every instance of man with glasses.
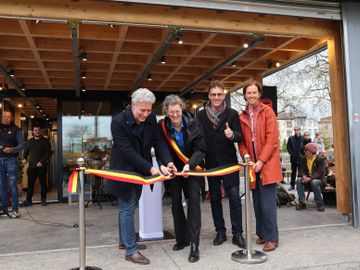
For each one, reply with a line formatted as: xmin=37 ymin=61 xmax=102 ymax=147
xmin=197 ymin=81 xmax=245 ymax=248
xmin=287 ymin=127 xmax=304 ymax=190
xmin=0 ymin=110 xmax=24 ymax=218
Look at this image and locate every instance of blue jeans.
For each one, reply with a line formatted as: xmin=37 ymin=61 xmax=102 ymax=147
xmin=208 ymin=177 xmax=243 ymax=235
xmin=118 ymin=188 xmax=139 ymax=255
xmin=252 ymin=174 xmax=278 ymax=242
xmin=0 ymin=157 xmax=19 ymax=211
xmin=296 ymin=178 xmax=324 ymax=204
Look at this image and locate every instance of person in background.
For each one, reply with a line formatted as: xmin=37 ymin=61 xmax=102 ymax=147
xmin=158 ymin=94 xmax=205 ymax=263
xmin=303 ymin=131 xmax=312 ymax=148
xmin=296 ymin=142 xmax=326 ymax=212
xmin=287 ymin=127 xmax=304 ymax=190
xmin=23 ymin=125 xmax=52 ymax=206
xmin=197 ymin=80 xmax=245 ymax=249
xmin=314 ymin=132 xmax=325 ymax=151
xmin=106 ymin=88 xmax=175 ymax=265
xmin=239 ymin=81 xmax=283 ymax=252
xmin=0 ymin=111 xmax=24 ymax=218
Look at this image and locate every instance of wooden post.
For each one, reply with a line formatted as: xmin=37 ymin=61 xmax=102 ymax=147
xmin=327 ymin=28 xmax=351 ymax=214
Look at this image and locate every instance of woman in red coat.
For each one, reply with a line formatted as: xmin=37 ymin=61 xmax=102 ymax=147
xmin=239 ymin=81 xmax=283 ymax=252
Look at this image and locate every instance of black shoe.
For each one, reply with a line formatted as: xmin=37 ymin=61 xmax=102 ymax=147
xmin=173 ymin=242 xmax=190 ymax=251
xmin=188 ymin=243 xmax=199 ymax=263
xmin=232 ymin=233 xmax=246 ymax=248
xmin=213 ymin=231 xmax=227 ymax=246
xmin=41 ymin=201 xmax=47 ymax=206
xmin=23 ymin=200 xmax=33 ymax=207
xmin=0 ymin=209 xmax=8 ymax=216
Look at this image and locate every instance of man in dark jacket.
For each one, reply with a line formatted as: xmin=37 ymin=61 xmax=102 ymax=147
xmin=23 ymin=125 xmax=52 ymax=206
xmin=106 ymin=88 xmax=174 ymax=265
xmin=0 ymin=111 xmax=24 ymax=218
xmin=196 ymin=81 xmax=245 ymax=248
xmin=287 ymin=127 xmax=304 ymax=190
xmin=296 ymin=142 xmax=326 ymax=212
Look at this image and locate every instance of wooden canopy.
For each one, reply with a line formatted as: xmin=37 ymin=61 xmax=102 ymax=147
xmin=0 ymin=0 xmax=350 ymax=215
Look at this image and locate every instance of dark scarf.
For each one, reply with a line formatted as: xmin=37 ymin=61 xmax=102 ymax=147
xmin=205 ymin=101 xmax=226 ymax=128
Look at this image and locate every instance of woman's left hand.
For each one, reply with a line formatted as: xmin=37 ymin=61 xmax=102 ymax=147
xmin=253 ymin=160 xmax=264 ymax=173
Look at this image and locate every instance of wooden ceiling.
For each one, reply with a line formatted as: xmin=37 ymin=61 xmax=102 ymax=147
xmin=0 ymin=15 xmax=326 ymax=119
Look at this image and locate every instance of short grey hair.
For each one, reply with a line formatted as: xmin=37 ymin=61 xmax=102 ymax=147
xmin=131 ymin=88 xmax=156 ymax=104
xmin=162 ymin=94 xmax=185 ymax=114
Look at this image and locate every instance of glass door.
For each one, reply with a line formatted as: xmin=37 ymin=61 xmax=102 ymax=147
xmin=61 ymin=101 xmax=112 ymax=201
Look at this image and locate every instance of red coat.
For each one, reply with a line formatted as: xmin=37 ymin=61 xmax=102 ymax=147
xmin=239 ymin=102 xmax=283 ymax=187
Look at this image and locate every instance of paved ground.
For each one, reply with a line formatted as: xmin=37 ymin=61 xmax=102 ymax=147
xmin=0 ymin=187 xmax=357 ymax=270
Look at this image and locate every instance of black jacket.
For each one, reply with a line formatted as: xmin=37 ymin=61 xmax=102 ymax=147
xmin=196 ymin=106 xmax=242 ymax=187
xmin=158 ymin=111 xmax=206 ymax=170
xmin=287 ymin=134 xmax=304 ymax=164
xmin=298 ymin=155 xmax=326 ymax=184
xmin=106 ymin=107 xmax=172 ymax=201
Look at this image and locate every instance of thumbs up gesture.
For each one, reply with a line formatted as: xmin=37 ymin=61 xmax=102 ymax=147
xmin=224 ymin=122 xmax=234 ymax=139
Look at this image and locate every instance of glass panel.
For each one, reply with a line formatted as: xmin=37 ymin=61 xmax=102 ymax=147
xmin=62 ymin=102 xmax=112 ymax=201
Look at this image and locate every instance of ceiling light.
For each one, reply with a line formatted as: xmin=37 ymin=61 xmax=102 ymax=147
xmin=17 ymin=103 xmax=23 ymax=108
xmin=39 ymin=109 xmax=44 ymax=113
xmin=231 ymin=61 xmax=236 ymax=67
xmin=82 ymin=88 xmax=86 ymax=92
xmin=9 ymin=70 xmax=15 ymax=77
xmin=81 ymin=72 xmax=86 ymax=79
xmin=176 ymin=34 xmax=183 ymax=44
xmin=192 ymin=104 xmax=198 ymax=109
xmin=160 ymin=56 xmax=166 ymax=64
xmin=109 ymin=24 xmax=114 ymax=28
xmin=30 ymin=115 xmax=34 ymax=119
xmin=80 ymin=52 xmax=87 ymax=62
xmin=275 ymin=61 xmax=281 ymax=68
xmin=35 ymin=104 xmax=40 ymax=109
xmin=243 ymin=41 xmax=249 ymax=48
xmin=35 ymin=19 xmax=40 ymax=24
xmin=224 ymin=89 xmax=228 ymax=94
xmin=147 ymin=74 xmax=152 ymax=81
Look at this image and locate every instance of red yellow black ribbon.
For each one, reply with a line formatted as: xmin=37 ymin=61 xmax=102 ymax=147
xmin=161 ymin=120 xmax=203 ymax=171
xmin=67 ymin=164 xmax=255 ymax=194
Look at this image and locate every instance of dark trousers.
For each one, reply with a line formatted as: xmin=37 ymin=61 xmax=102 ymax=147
xmin=290 ymin=162 xmax=300 ymax=187
xmin=26 ymin=166 xmax=47 ymax=201
xmin=170 ymin=176 xmax=201 ymax=245
xmin=252 ymin=174 xmax=278 ymax=242
xmin=208 ymin=176 xmax=243 ymax=235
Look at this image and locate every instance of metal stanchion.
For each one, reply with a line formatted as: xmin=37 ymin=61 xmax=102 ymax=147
xmin=70 ymin=157 xmax=102 ymax=270
xmin=231 ymin=154 xmax=268 ymax=264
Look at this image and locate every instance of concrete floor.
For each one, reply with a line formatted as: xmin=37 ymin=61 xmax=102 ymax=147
xmin=1 ymin=186 xmax=356 ymax=270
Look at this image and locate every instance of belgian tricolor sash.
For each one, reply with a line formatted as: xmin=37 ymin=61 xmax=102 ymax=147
xmin=161 ymin=120 xmax=203 ymax=171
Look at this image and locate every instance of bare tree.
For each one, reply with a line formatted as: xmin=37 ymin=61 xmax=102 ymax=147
xmin=264 ymin=49 xmax=330 ymax=117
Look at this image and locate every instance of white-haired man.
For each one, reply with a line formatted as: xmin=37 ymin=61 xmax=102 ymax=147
xmin=106 ymin=88 xmax=175 ymax=265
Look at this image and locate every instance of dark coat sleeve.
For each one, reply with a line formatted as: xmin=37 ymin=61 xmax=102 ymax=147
xmin=187 ymin=119 xmax=206 ymax=169
xmin=228 ymin=110 xmax=242 ymax=143
xmin=153 ymin=121 xmax=173 ymax=167
xmin=298 ymin=156 xmax=307 ymax=177
xmin=111 ymin=118 xmax=152 ymax=175
xmin=287 ymin=137 xmax=294 ymax=157
xmin=311 ymin=157 xmax=326 ymax=181
xmin=40 ymin=138 xmax=52 ymax=164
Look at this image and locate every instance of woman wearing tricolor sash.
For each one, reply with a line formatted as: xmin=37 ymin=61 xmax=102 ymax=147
xmin=158 ymin=94 xmax=206 ymax=263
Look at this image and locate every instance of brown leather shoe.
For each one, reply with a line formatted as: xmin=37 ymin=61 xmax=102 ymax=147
xmin=125 ymin=251 xmax=150 ymax=265
xmin=256 ymin=237 xmax=265 ymax=245
xmin=296 ymin=202 xmax=306 ymax=211
xmin=118 ymin=243 xmax=146 ymax=250
xmin=317 ymin=203 xmax=325 ymax=212
xmin=263 ymin=241 xmax=278 ymax=252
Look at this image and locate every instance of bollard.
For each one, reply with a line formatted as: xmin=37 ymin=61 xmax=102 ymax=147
xmin=70 ymin=157 xmax=102 ymax=270
xmin=231 ymin=154 xmax=268 ymax=264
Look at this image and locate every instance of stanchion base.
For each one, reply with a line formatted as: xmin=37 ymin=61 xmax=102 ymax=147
xmin=231 ymin=249 xmax=268 ymax=264
xmin=69 ymin=267 xmax=103 ymax=270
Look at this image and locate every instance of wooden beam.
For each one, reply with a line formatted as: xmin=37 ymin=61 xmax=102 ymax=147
xmin=328 ymin=32 xmax=351 ymax=214
xmin=104 ymin=26 xmax=128 ymax=90
xmin=0 ymin=1 xmax=338 ymax=38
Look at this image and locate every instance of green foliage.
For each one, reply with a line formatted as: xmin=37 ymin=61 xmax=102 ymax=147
xmin=323 ymin=137 xmax=332 ymax=150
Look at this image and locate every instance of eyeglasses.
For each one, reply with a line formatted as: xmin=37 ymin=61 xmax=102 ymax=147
xmin=209 ymin=93 xmax=224 ymax=97
xmin=168 ymin=111 xmax=182 ymax=116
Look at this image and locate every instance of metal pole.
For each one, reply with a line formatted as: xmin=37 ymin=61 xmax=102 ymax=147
xmin=70 ymin=157 xmax=102 ymax=270
xmin=78 ymin=158 xmax=86 ymax=270
xmin=231 ymin=154 xmax=268 ymax=264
